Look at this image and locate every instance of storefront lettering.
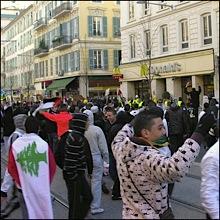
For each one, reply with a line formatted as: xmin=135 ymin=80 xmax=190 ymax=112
xmin=150 ymin=62 xmax=181 ymax=75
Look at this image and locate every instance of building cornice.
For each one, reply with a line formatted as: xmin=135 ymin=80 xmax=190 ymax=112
xmin=121 ymin=1 xmax=211 ymax=32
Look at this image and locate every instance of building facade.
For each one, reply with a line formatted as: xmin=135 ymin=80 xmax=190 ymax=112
xmin=2 ymin=5 xmax=35 ymax=102
xmin=120 ymin=1 xmax=219 ymax=104
xmin=33 ymin=0 xmax=121 ymax=98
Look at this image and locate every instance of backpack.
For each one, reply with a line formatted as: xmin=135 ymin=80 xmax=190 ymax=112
xmin=54 ymin=131 xmax=69 ymax=169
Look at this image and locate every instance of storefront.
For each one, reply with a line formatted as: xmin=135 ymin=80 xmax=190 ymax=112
xmin=120 ymin=48 xmax=216 ymax=105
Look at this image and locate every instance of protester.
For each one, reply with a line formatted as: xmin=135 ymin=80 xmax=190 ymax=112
xmin=1 ymin=113 xmax=28 ymax=218
xmin=200 ymin=120 xmax=219 ymax=219
xmin=62 ymin=113 xmax=93 ymax=219
xmin=84 ymin=109 xmax=109 ymax=214
xmin=39 ymin=103 xmax=73 ymax=139
xmin=112 ymin=109 xmax=215 ymax=219
xmin=8 ymin=116 xmax=56 ymax=219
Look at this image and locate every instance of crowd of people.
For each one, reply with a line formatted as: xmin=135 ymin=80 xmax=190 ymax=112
xmin=0 ymin=92 xmax=219 ymax=219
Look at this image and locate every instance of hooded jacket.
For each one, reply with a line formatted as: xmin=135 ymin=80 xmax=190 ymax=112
xmin=112 ymin=123 xmax=200 ymax=219
xmin=84 ymin=110 xmax=109 ymax=164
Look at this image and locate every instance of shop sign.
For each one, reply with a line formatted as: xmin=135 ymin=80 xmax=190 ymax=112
xmin=150 ymin=62 xmax=181 ymax=75
xmin=112 ymin=67 xmax=123 ymax=80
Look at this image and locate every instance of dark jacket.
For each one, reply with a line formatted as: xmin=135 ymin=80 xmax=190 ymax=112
xmin=2 ymin=107 xmax=15 ymax=136
xmin=165 ymin=105 xmax=189 ymax=135
xmin=184 ymin=86 xmax=201 ymax=108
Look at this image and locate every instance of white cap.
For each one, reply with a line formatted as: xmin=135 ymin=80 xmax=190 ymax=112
xmin=135 ymin=95 xmax=138 ymax=98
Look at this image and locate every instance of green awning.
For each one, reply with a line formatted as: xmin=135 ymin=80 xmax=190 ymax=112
xmin=46 ymin=77 xmax=75 ymax=90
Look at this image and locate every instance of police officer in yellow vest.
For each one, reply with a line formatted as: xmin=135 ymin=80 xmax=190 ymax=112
xmin=132 ymin=95 xmax=141 ymax=108
xmin=177 ymin=97 xmax=183 ymax=107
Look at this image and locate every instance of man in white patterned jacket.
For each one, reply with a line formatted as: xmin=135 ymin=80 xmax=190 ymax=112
xmin=112 ymin=109 xmax=216 ymax=219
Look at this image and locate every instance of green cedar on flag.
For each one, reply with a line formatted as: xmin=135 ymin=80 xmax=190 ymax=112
xmin=140 ymin=64 xmax=149 ymax=77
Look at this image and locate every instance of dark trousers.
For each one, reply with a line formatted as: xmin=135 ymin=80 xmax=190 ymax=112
xmin=65 ymin=175 xmax=93 ymax=219
xmin=109 ymin=153 xmax=121 ymax=197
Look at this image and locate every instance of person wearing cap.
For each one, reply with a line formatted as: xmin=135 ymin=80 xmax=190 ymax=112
xmin=63 ymin=113 xmax=93 ymax=219
xmin=84 ymin=110 xmax=109 ymax=215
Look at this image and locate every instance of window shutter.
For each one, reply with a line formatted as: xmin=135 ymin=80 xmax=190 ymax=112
xmin=88 ymin=16 xmax=93 ymax=37
xmin=103 ymin=50 xmax=108 ymax=70
xmin=114 ymin=50 xmax=118 ymax=67
xmin=75 ymin=16 xmax=79 ymax=38
xmin=76 ymin=50 xmax=80 ymax=70
xmin=113 ymin=17 xmax=117 ymax=37
xmin=103 ymin=16 xmax=107 ymax=37
xmin=89 ymin=49 xmax=94 ymax=69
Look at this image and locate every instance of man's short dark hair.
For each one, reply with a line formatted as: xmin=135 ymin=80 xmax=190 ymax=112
xmin=133 ymin=110 xmax=162 ymax=136
xmin=105 ymin=106 xmax=116 ymax=115
xmin=25 ymin=116 xmax=39 ymax=134
xmin=59 ymin=103 xmax=68 ymax=112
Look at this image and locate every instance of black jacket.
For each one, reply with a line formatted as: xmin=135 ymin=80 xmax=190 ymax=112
xmin=2 ymin=107 xmax=15 ymax=136
xmin=184 ymin=86 xmax=201 ymax=108
xmin=165 ymin=106 xmax=190 ymax=135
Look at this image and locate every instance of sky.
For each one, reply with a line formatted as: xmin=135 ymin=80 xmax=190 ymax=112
xmin=1 ymin=1 xmax=34 ymax=10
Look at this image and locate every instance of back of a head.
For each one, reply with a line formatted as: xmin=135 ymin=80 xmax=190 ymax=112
xmin=83 ymin=109 xmax=94 ymax=125
xmin=133 ymin=110 xmax=162 ymax=136
xmin=204 ymin=102 xmax=209 ymax=110
xmin=13 ymin=114 xmax=28 ymax=130
xmin=59 ymin=103 xmax=68 ymax=112
xmin=69 ymin=113 xmax=88 ymax=134
xmin=124 ymin=104 xmax=130 ymax=112
xmin=25 ymin=116 xmax=39 ymax=134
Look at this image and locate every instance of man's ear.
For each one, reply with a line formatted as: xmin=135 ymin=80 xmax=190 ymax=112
xmin=140 ymin=128 xmax=150 ymax=139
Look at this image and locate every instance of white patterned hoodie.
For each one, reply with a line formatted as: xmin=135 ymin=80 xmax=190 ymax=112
xmin=112 ymin=123 xmax=200 ymax=219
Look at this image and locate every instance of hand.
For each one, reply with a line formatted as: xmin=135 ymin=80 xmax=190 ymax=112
xmin=194 ymin=113 xmax=216 ymax=136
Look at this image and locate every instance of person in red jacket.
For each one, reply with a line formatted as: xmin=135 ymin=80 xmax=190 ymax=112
xmin=39 ymin=103 xmax=73 ymax=139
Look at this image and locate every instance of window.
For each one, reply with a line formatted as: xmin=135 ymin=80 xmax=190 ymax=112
xmin=50 ymin=58 xmax=53 ymax=76
xmin=130 ymin=35 xmax=136 ymax=58
xmin=129 ymin=1 xmax=135 ymax=20
xmin=116 ymin=1 xmax=120 ymax=5
xmin=93 ymin=17 xmax=102 ymax=36
xmin=113 ymin=50 xmax=121 ymax=67
xmin=89 ymin=49 xmax=108 ymax=69
xmin=144 ymin=0 xmax=149 ymax=15
xmin=55 ymin=57 xmax=59 ymax=75
xmin=180 ymin=19 xmax=188 ymax=48
xmin=88 ymin=16 xmax=107 ymax=37
xmin=94 ymin=50 xmax=102 ymax=68
xmin=45 ymin=60 xmax=48 ymax=76
xmin=113 ymin=17 xmax=120 ymax=37
xmin=202 ymin=13 xmax=212 ymax=45
xmin=92 ymin=0 xmax=102 ymax=2
xmin=161 ymin=25 xmax=168 ymax=52
xmin=145 ymin=30 xmax=151 ymax=56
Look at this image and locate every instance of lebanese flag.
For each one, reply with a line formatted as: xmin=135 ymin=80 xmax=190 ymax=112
xmin=8 ymin=133 xmax=56 ymax=219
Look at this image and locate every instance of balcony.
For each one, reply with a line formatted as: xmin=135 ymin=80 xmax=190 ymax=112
xmin=52 ymin=2 xmax=72 ymax=19
xmin=34 ymin=47 xmax=49 ymax=57
xmin=34 ymin=18 xmax=47 ymax=31
xmin=52 ymin=35 xmax=72 ymax=50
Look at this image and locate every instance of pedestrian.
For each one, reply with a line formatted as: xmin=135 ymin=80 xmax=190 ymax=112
xmin=112 ymin=110 xmax=215 ymax=219
xmin=1 ymin=113 xmax=28 ymax=218
xmin=8 ymin=116 xmax=56 ymax=219
xmin=84 ymin=110 xmax=109 ymax=214
xmin=200 ymin=120 xmax=219 ymax=219
xmin=2 ymin=106 xmax=15 ymax=156
xmin=184 ymin=82 xmax=201 ymax=120
xmin=109 ymin=110 xmax=133 ymax=200
xmin=198 ymin=102 xmax=209 ymax=122
xmin=62 ymin=113 xmax=93 ymax=219
xmin=39 ymin=103 xmax=73 ymax=140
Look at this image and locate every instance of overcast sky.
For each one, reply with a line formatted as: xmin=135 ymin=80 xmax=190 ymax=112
xmin=1 ymin=1 xmax=34 ymax=10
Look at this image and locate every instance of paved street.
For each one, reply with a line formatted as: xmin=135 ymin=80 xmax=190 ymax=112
xmin=1 ymin=141 xmax=206 ymax=219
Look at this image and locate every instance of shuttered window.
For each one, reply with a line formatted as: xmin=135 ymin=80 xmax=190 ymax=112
xmin=88 ymin=16 xmax=107 ymax=37
xmin=113 ymin=17 xmax=120 ymax=37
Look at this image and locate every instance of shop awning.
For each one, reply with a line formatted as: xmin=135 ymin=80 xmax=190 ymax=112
xmin=46 ymin=77 xmax=75 ymax=90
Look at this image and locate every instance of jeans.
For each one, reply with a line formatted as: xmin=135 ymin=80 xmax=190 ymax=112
xmin=65 ymin=174 xmax=93 ymax=219
xmin=90 ymin=155 xmax=103 ymax=210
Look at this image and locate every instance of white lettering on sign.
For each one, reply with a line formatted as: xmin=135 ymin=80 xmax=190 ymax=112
xmin=150 ymin=62 xmax=181 ymax=75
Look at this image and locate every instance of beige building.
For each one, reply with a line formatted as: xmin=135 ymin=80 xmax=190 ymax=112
xmin=120 ymin=1 xmax=219 ymax=104
xmin=2 ymin=4 xmax=35 ymax=102
xmin=33 ymin=1 xmax=121 ymax=98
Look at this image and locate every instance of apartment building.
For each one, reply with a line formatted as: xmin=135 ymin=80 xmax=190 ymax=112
xmin=120 ymin=1 xmax=219 ymax=103
xmin=2 ymin=4 xmax=35 ymax=102
xmin=33 ymin=0 xmax=121 ymax=98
